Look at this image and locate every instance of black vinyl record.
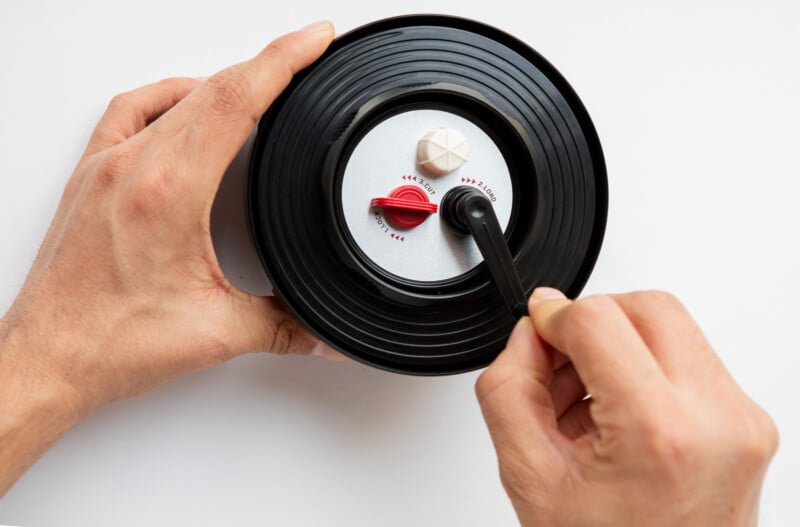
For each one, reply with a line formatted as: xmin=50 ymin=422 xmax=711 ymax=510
xmin=249 ymin=15 xmax=607 ymax=375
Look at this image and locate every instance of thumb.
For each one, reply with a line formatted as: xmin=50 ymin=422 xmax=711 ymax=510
xmin=476 ymin=318 xmax=566 ymax=462
xmin=227 ymin=294 xmax=315 ymax=355
xmin=171 ymin=21 xmax=335 ymax=189
xmin=227 ymin=293 xmax=349 ymax=362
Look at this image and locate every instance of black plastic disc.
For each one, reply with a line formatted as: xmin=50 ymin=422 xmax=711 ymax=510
xmin=249 ymin=15 xmax=607 ymax=375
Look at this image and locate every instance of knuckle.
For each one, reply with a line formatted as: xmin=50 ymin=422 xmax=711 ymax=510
xmin=651 ymin=428 xmax=694 ymax=464
xmin=95 ymin=148 xmax=137 ymax=189
xmin=207 ymin=67 xmax=253 ymax=113
xmin=475 ymin=363 xmax=515 ymax=403
xmin=475 ymin=369 xmax=497 ymax=400
xmin=106 ymin=92 xmax=132 ymax=113
xmin=761 ymin=413 xmax=780 ymax=455
xmin=125 ymin=169 xmax=175 ymax=220
xmin=736 ymin=408 xmax=780 ymax=464
xmin=638 ymin=415 xmax=697 ymax=466
xmin=263 ymin=41 xmax=285 ymax=60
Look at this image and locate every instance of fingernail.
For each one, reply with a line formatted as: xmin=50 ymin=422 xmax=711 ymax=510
xmin=310 ymin=341 xmax=350 ymax=362
xmin=508 ymin=317 xmax=532 ymax=346
xmin=531 ymin=287 xmax=565 ymax=301
xmin=302 ymin=20 xmax=333 ymax=33
xmin=528 ymin=287 xmax=567 ymax=313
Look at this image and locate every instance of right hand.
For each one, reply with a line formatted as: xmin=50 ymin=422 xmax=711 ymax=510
xmin=476 ymin=288 xmax=778 ymax=526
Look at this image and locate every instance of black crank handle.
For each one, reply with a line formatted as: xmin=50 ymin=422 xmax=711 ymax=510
xmin=441 ymin=186 xmax=528 ymax=319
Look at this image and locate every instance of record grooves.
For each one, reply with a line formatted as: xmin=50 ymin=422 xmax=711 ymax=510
xmin=248 ymin=15 xmax=607 ymax=375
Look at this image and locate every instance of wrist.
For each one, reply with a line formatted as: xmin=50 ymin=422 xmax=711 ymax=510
xmin=0 ymin=315 xmax=89 ymax=495
xmin=0 ymin=314 xmax=90 ymax=420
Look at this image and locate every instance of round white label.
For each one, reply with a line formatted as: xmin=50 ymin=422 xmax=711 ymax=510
xmin=341 ymin=109 xmax=513 ymax=282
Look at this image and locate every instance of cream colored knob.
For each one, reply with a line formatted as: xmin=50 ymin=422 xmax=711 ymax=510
xmin=417 ymin=128 xmax=468 ymax=176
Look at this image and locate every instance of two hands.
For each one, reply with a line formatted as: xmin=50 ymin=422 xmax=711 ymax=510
xmin=0 ymin=21 xmax=777 ymax=525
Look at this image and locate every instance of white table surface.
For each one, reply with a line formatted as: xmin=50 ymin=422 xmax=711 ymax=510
xmin=1 ymin=1 xmax=798 ymax=525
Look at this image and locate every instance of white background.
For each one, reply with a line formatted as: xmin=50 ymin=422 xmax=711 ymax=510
xmin=1 ymin=1 xmax=798 ymax=525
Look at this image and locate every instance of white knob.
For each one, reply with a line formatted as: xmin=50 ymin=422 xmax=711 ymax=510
xmin=417 ymin=128 xmax=468 ymax=176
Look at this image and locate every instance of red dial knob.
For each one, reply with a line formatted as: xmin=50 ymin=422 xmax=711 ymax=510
xmin=370 ymin=185 xmax=438 ymax=229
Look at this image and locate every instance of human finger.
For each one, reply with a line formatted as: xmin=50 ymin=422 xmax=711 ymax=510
xmin=549 ymin=363 xmax=587 ymax=418
xmin=611 ymin=291 xmax=727 ymax=386
xmin=476 ymin=317 xmax=564 ymax=460
xmin=530 ymin=294 xmax=667 ymax=405
xmin=552 ymin=349 xmax=570 ymax=370
xmin=310 ymin=341 xmax=351 ymax=362
xmin=225 ymin=293 xmax=316 ymax=356
xmin=85 ymin=77 xmax=202 ymax=156
xmin=528 ymin=288 xmax=570 ymax=369
xmin=166 ymin=21 xmax=334 ymax=187
xmin=221 ymin=291 xmax=349 ymax=362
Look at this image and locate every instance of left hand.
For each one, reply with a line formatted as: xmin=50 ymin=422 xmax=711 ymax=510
xmin=0 ymin=21 xmax=339 ymax=421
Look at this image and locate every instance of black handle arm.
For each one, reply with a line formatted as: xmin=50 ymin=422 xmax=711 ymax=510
xmin=441 ymin=186 xmax=528 ymax=319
